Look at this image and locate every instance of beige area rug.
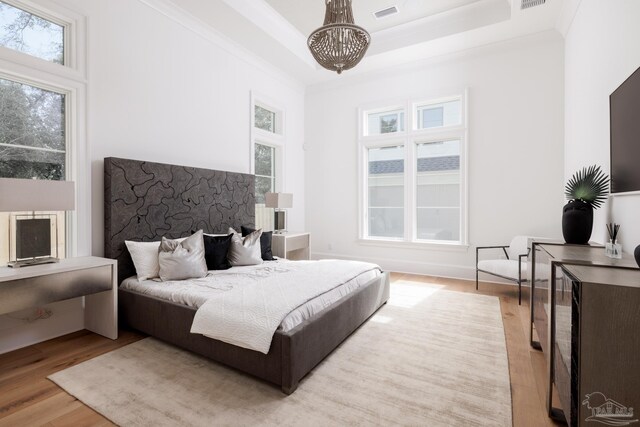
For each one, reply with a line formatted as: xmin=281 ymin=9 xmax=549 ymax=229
xmin=49 ymin=282 xmax=512 ymax=426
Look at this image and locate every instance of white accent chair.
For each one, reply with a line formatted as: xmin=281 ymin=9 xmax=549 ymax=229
xmin=476 ymin=236 xmax=531 ymax=305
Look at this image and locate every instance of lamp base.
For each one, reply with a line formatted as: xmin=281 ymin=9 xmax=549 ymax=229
xmin=8 ymin=257 xmax=60 ymax=268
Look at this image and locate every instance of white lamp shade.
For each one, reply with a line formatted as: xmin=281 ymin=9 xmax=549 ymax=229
xmin=265 ymin=192 xmax=293 ymax=209
xmin=0 ymin=178 xmax=75 ymax=212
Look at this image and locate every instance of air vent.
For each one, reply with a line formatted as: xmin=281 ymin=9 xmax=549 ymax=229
xmin=374 ymin=6 xmax=398 ymax=19
xmin=521 ymin=0 xmax=546 ymax=9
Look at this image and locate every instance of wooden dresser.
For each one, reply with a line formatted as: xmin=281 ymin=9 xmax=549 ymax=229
xmin=529 ymin=243 xmax=640 ymax=426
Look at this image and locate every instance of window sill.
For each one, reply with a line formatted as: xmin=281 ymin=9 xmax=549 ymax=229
xmin=357 ymin=238 xmax=469 ymax=252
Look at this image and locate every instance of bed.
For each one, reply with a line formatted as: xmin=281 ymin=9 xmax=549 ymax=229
xmin=104 ymin=157 xmax=390 ymax=394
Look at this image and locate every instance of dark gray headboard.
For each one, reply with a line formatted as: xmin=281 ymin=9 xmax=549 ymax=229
xmin=104 ymin=157 xmax=255 ymax=283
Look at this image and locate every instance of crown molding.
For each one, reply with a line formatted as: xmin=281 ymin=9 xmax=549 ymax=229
xmin=136 ymin=0 xmax=305 ymax=92
xmin=555 ymin=0 xmax=582 ymax=37
xmin=219 ymin=0 xmax=317 ymax=70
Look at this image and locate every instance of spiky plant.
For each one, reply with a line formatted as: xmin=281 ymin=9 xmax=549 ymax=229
xmin=565 ymin=165 xmax=610 ymax=209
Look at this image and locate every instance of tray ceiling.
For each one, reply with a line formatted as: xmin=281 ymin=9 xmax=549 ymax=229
xmin=265 ymin=0 xmax=483 ymax=36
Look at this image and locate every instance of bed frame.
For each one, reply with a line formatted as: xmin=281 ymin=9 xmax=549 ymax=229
xmin=104 ymin=157 xmax=390 ymax=394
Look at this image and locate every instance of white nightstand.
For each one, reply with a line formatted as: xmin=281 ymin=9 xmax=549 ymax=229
xmin=0 ymin=256 xmax=118 ymax=340
xmin=272 ymin=232 xmax=310 ymax=260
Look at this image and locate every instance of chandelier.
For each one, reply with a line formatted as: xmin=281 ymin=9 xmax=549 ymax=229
xmin=308 ymin=0 xmax=371 ymax=74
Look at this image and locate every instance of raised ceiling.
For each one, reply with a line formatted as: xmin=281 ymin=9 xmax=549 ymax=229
xmin=264 ymin=0 xmax=483 ymax=35
xmin=168 ymin=0 xmax=566 ymax=85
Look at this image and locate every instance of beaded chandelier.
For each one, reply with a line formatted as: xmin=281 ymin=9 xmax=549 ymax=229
xmin=307 ymin=0 xmax=371 ymax=75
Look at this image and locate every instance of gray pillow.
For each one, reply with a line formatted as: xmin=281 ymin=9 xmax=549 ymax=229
xmin=158 ymin=230 xmax=208 ymax=281
xmin=228 ymin=227 xmax=263 ymax=266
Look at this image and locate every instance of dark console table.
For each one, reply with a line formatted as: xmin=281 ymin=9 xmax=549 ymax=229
xmin=528 ymin=243 xmax=640 ymax=426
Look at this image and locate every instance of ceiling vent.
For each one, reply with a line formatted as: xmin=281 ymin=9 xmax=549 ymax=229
xmin=521 ymin=0 xmax=546 ymax=9
xmin=374 ymin=6 xmax=399 ymax=19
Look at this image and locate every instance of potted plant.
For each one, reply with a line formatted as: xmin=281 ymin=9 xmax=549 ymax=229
xmin=563 ymin=165 xmax=609 ymax=244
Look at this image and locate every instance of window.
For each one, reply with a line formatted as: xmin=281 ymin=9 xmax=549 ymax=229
xmin=415 ymin=99 xmax=461 ymax=130
xmin=416 ymin=140 xmax=460 ymax=241
xmin=254 ymin=105 xmax=276 ymax=133
xmin=251 ymin=94 xmax=285 ymax=231
xmin=365 ymin=107 xmax=405 ymax=136
xmin=254 ymin=143 xmax=276 ymax=204
xmin=0 ymin=1 xmax=65 ymax=64
xmin=0 ymin=78 xmax=66 ymax=179
xmin=0 ymin=1 xmax=84 ymax=265
xmin=360 ymin=94 xmax=467 ymax=245
xmin=367 ymin=145 xmax=404 ymax=238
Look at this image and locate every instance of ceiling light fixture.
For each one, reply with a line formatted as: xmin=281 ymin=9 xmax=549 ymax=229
xmin=308 ymin=0 xmax=371 ymax=75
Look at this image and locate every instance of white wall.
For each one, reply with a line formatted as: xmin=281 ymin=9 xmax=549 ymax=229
xmin=74 ymin=0 xmax=306 ymax=254
xmin=0 ymin=0 xmax=305 ymax=353
xmin=305 ymin=33 xmax=565 ymax=279
xmin=564 ymin=0 xmax=640 ymax=253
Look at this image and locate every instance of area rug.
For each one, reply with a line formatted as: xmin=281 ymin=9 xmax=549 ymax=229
xmin=48 ymin=282 xmax=512 ymax=426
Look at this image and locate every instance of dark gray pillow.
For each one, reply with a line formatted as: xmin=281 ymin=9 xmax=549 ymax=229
xmin=158 ymin=230 xmax=208 ymax=281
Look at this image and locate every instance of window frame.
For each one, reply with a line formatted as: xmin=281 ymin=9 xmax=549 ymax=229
xmin=363 ymin=142 xmax=407 ymax=242
xmin=250 ymin=92 xmax=286 ymax=230
xmin=358 ymin=91 xmax=469 ymax=249
xmin=0 ymin=0 xmax=87 ymax=259
xmin=412 ymin=95 xmax=462 ymax=131
xmin=0 ymin=0 xmax=86 ymax=75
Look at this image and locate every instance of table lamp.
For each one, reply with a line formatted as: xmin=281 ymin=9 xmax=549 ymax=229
xmin=265 ymin=192 xmax=293 ymax=234
xmin=0 ymin=178 xmax=75 ymax=268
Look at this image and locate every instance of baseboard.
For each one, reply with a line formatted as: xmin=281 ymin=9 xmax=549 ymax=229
xmin=311 ymin=251 xmax=519 ymax=286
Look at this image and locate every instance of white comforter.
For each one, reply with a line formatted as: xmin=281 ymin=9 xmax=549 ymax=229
xmin=190 ymin=259 xmax=380 ymax=354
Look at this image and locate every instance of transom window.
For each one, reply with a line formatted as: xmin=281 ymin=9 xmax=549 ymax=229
xmin=0 ymin=1 xmax=65 ymax=64
xmin=360 ymin=94 xmax=467 ymax=245
xmin=415 ymin=99 xmax=461 ymax=130
xmin=365 ymin=107 xmax=405 ymax=136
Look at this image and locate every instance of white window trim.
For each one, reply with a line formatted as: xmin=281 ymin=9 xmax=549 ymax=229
xmin=0 ymin=0 xmax=87 ymax=79
xmin=250 ymin=91 xmax=286 ymax=192
xmin=358 ymin=89 xmax=469 ymax=249
xmin=0 ymin=0 xmax=88 ymax=257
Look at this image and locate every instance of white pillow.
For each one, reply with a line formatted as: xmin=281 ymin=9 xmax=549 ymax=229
xmin=125 ymin=237 xmax=186 ymax=281
xmin=227 ymin=228 xmax=263 ymax=266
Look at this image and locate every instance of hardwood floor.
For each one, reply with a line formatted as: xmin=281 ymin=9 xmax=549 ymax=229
xmin=0 ymin=274 xmax=562 ymax=426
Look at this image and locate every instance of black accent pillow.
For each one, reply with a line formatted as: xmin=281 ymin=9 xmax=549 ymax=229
xmin=203 ymin=234 xmax=233 ymax=270
xmin=241 ymin=226 xmax=275 ymax=261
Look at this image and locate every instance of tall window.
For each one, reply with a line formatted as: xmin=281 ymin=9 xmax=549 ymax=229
xmin=367 ymin=145 xmax=404 ymax=238
xmin=251 ymin=95 xmax=284 ymax=231
xmin=360 ymin=95 xmax=467 ymax=245
xmin=0 ymin=0 xmax=83 ymax=265
xmin=0 ymin=78 xmax=66 ymax=179
xmin=415 ymin=140 xmax=461 ymax=241
xmin=254 ymin=143 xmax=276 ymax=204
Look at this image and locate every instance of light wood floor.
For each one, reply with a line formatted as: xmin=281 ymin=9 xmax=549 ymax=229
xmin=0 ymin=273 xmax=562 ymax=427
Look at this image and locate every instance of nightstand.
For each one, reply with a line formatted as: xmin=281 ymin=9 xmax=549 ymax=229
xmin=0 ymin=256 xmax=118 ymax=340
xmin=272 ymin=232 xmax=310 ymax=260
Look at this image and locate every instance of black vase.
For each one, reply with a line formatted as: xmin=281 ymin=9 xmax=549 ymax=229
xmin=562 ymin=200 xmax=593 ymax=244
xmin=635 ymin=245 xmax=640 ymax=268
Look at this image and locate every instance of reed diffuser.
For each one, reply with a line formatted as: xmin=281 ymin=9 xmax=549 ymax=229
xmin=605 ymin=223 xmax=622 ymax=259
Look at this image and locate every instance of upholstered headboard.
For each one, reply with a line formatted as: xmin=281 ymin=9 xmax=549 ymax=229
xmin=104 ymin=157 xmax=255 ymax=283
